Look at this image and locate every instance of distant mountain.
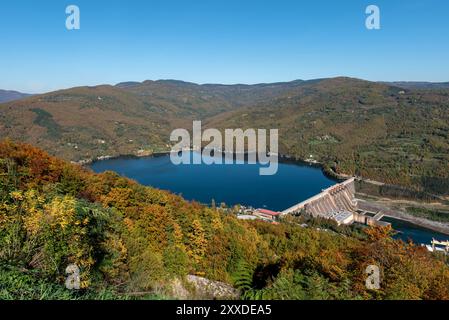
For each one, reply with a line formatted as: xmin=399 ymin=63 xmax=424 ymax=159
xmin=384 ymin=81 xmax=449 ymax=90
xmin=1 ymin=77 xmax=449 ymax=194
xmin=0 ymin=89 xmax=32 ymax=103
xmin=0 ymin=79 xmax=311 ymax=161
xmin=115 ymin=81 xmax=142 ymax=89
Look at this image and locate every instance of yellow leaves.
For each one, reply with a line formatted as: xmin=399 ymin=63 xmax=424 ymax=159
xmin=23 ymin=195 xmax=77 ymax=234
xmin=172 ymin=222 xmax=186 ymax=251
xmin=79 ymin=256 xmax=95 ymax=269
xmin=211 ymin=216 xmax=224 ymax=231
xmin=0 ymin=200 xmax=17 ymax=226
xmin=20 ymin=193 xmax=89 ymax=248
xmin=74 ymin=217 xmax=89 ymax=227
xmin=23 ymin=214 xmax=40 ymax=236
xmin=123 ymin=217 xmax=134 ymax=230
xmin=20 ymin=190 xmax=46 ymax=235
xmin=80 ymin=279 xmax=91 ymax=289
xmin=45 ymin=196 xmax=77 ymax=230
xmin=101 ymin=187 xmax=134 ymax=211
xmin=187 ymin=219 xmax=207 ymax=266
xmin=9 ymin=190 xmax=23 ymax=201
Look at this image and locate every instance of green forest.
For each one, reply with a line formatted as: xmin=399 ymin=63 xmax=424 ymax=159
xmin=1 ymin=140 xmax=449 ymax=300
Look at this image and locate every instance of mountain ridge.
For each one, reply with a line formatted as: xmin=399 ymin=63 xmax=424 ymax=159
xmin=0 ymin=89 xmax=33 ymax=103
xmin=1 ymin=77 xmax=448 ymax=194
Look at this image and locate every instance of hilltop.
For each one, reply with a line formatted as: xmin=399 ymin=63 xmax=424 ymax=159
xmin=0 ymin=79 xmax=313 ymax=161
xmin=0 ymin=89 xmax=32 ymax=103
xmin=385 ymin=82 xmax=449 ymax=90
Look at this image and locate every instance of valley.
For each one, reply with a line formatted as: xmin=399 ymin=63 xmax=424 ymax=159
xmin=1 ymin=77 xmax=448 ymax=196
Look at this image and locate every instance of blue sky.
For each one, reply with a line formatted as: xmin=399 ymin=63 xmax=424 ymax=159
xmin=1 ymin=0 xmax=448 ymax=93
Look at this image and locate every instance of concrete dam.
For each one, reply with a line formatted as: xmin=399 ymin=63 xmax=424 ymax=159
xmin=282 ymin=178 xmax=390 ymax=227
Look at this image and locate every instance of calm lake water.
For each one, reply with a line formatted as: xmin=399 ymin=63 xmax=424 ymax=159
xmin=382 ymin=216 xmax=449 ymax=245
xmin=90 ymin=152 xmax=336 ymax=211
xmin=90 ymin=152 xmax=448 ymax=244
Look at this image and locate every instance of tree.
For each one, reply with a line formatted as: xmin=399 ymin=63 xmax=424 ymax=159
xmin=187 ymin=219 xmax=207 ymax=268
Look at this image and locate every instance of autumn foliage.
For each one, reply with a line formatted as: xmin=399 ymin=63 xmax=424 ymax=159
xmin=1 ymin=140 xmax=449 ymax=300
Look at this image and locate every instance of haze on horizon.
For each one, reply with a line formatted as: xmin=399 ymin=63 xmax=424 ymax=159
xmin=1 ymin=0 xmax=449 ymax=93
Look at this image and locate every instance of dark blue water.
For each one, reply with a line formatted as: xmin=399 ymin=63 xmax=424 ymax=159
xmin=382 ymin=216 xmax=449 ymax=245
xmin=90 ymin=152 xmax=336 ymax=211
xmin=90 ymin=152 xmax=449 ymax=244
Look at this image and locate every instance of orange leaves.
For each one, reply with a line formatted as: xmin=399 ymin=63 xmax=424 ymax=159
xmin=100 ymin=187 xmax=135 ymax=211
xmin=123 ymin=217 xmax=134 ymax=230
xmin=0 ymin=139 xmax=85 ymax=192
xmin=351 ymin=230 xmax=449 ymax=299
xmin=364 ymin=225 xmax=393 ymax=242
xmin=140 ymin=204 xmax=172 ymax=248
xmin=187 ymin=219 xmax=207 ymax=266
xmin=2 ymin=139 xmax=449 ymax=299
xmin=172 ymin=222 xmax=185 ymax=250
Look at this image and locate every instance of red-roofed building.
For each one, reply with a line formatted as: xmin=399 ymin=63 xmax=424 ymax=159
xmin=253 ymin=208 xmax=281 ymax=222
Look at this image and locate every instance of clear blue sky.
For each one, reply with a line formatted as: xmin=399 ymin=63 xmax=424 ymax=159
xmin=1 ymin=0 xmax=448 ymax=93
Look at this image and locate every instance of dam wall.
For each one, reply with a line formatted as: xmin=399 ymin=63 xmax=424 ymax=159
xmin=282 ymin=177 xmax=390 ymax=227
xmin=282 ymin=178 xmax=357 ymax=216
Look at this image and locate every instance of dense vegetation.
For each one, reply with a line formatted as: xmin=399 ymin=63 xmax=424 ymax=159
xmin=1 ymin=140 xmax=449 ymax=300
xmin=207 ymin=78 xmax=449 ymax=195
xmin=405 ymin=207 xmax=449 ymax=223
xmin=0 ymin=80 xmax=305 ymax=162
xmin=1 ymin=77 xmax=448 ymax=195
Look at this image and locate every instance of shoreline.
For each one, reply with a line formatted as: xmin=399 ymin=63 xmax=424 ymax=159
xmin=79 ymin=149 xmax=337 ymax=173
xmin=83 ymin=150 xmax=449 ymax=235
xmin=75 ymin=150 xmax=172 ymax=166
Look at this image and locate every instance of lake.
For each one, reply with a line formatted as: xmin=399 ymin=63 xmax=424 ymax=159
xmin=90 ymin=152 xmax=336 ymax=211
xmin=90 ymin=152 xmax=448 ymax=245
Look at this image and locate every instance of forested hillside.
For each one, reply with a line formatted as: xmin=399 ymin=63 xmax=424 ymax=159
xmin=1 ymin=140 xmax=449 ymax=300
xmin=206 ymin=78 xmax=449 ymax=195
xmin=1 ymin=77 xmax=449 ymax=194
xmin=0 ymin=80 xmax=309 ymax=162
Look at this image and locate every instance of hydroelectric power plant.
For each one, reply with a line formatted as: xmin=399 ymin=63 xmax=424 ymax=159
xmin=282 ymin=178 xmax=391 ymax=227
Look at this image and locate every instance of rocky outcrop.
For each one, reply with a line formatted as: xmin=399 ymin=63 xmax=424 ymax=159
xmin=186 ymin=275 xmax=239 ymax=300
